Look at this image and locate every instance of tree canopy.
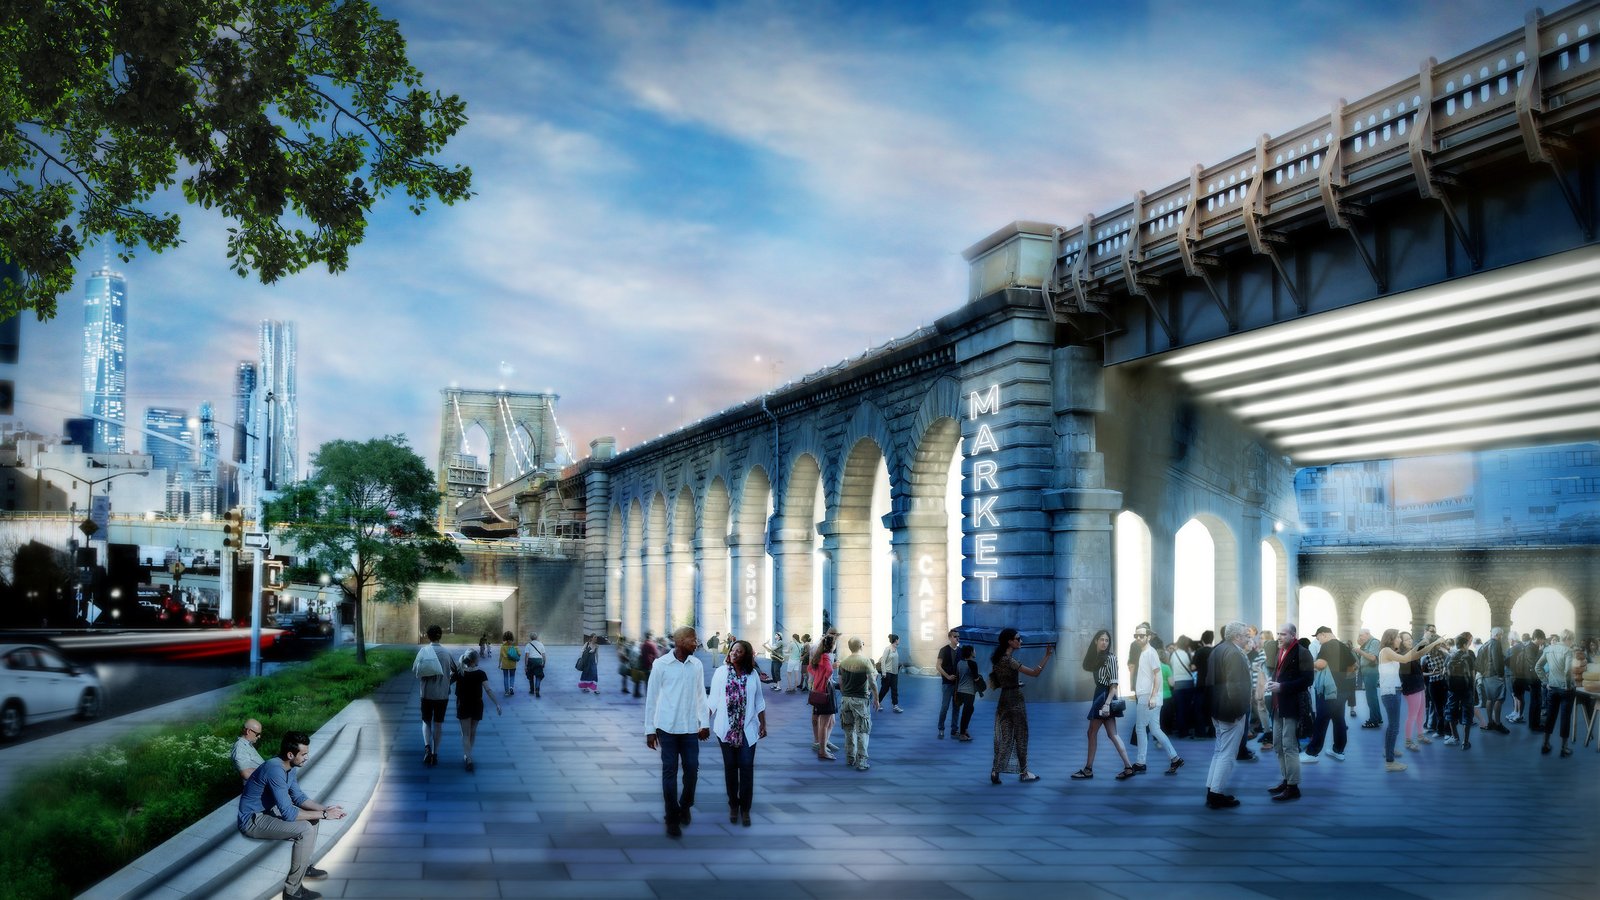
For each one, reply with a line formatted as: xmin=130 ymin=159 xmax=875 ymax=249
xmin=266 ymin=434 xmax=460 ymax=663
xmin=0 ymin=0 xmax=472 ymax=320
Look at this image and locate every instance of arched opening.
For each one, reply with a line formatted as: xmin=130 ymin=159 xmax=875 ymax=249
xmin=506 ymin=422 xmax=537 ymax=481
xmin=605 ymin=506 xmax=622 ymax=631
xmin=1298 ymin=586 xmax=1338 ymax=639
xmin=1116 ymin=511 xmax=1153 ymax=684
xmin=1433 ymin=588 xmax=1491 ymax=642
xmin=1261 ymin=538 xmax=1286 ymax=635
xmin=460 ymin=422 xmax=491 ymax=471
xmin=835 ymin=438 xmax=891 ymax=649
xmin=700 ymin=478 xmax=731 ymax=636
xmin=1174 ymin=516 xmax=1235 ymax=643
xmin=781 ymin=454 xmax=823 ymax=641
xmin=903 ymin=413 xmax=961 ymax=664
xmin=945 ymin=437 xmax=962 ymax=631
xmin=669 ymin=487 xmax=695 ymax=631
xmin=623 ymin=499 xmax=643 ymax=640
xmin=645 ymin=493 xmax=668 ymax=638
xmin=1360 ymin=590 xmax=1413 ymax=634
xmin=1509 ymin=587 xmax=1576 ymax=639
xmin=734 ymin=467 xmax=773 ymax=642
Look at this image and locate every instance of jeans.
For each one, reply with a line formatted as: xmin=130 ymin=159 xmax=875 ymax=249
xmin=1427 ymin=680 xmax=1449 ymax=732
xmin=1171 ymin=682 xmax=1195 ymax=736
xmin=937 ymin=681 xmax=956 ymax=730
xmin=501 ymin=668 xmax=515 ymax=692
xmin=881 ymin=673 xmax=899 ymax=706
xmin=1448 ymin=684 xmax=1475 ymax=738
xmin=1273 ymin=715 xmax=1302 ymax=785
xmin=1305 ymin=693 xmax=1347 ymax=756
xmin=1381 ymin=693 xmax=1402 ymax=761
xmin=717 ymin=738 xmax=757 ymax=812
xmin=1207 ymin=715 xmax=1245 ymax=793
xmin=655 ymin=730 xmax=699 ymax=822
xmin=954 ymin=691 xmax=975 ymax=735
xmin=1361 ymin=669 xmax=1382 ymax=723
xmin=1134 ymin=695 xmax=1175 ymax=765
xmin=525 ymin=661 xmax=544 ymax=694
xmin=1544 ymin=686 xmax=1575 ymax=744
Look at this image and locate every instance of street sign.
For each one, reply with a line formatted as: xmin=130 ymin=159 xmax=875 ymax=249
xmin=243 ymin=531 xmax=270 ymax=550
xmin=79 ymin=517 xmax=98 ymax=538
xmin=90 ymin=495 xmax=111 ymax=539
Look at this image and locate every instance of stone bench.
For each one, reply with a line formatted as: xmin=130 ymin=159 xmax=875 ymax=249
xmin=81 ymin=698 xmax=382 ymax=900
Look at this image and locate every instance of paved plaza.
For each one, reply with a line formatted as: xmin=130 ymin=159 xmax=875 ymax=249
xmin=304 ymin=644 xmax=1599 ymax=900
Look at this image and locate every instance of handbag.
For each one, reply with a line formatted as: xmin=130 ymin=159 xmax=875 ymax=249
xmin=1107 ymin=698 xmax=1127 ymax=718
xmin=808 ymin=685 xmax=829 ymax=707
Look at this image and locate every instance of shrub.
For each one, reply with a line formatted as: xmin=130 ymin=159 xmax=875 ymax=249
xmin=0 ymin=647 xmax=410 ymax=900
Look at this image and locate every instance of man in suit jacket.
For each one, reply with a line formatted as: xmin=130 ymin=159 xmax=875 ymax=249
xmin=1266 ymin=623 xmax=1315 ymax=802
xmin=1204 ymin=622 xmax=1253 ymax=809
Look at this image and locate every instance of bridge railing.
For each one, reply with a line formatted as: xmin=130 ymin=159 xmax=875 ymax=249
xmin=1047 ymin=1 xmax=1600 ymax=321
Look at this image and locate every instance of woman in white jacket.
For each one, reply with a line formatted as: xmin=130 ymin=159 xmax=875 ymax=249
xmin=708 ymin=639 xmax=768 ymax=827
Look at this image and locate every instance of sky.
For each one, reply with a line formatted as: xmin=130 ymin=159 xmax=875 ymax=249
xmin=9 ymin=0 xmax=1518 ymax=476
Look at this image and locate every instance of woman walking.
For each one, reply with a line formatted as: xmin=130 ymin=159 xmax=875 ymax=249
xmin=576 ymin=634 xmax=600 ymax=693
xmin=953 ymin=644 xmax=981 ymax=741
xmin=498 ymin=631 xmax=521 ymax=696
xmin=808 ymin=635 xmax=838 ymax=760
xmin=1399 ymin=632 xmax=1429 ymax=749
xmin=990 ymin=627 xmax=1052 ymax=783
xmin=454 ymin=650 xmax=501 ymax=772
xmin=1072 ymin=629 xmax=1134 ymax=782
xmin=1376 ymin=628 xmax=1447 ymax=770
xmin=708 ymin=640 xmax=768 ymax=827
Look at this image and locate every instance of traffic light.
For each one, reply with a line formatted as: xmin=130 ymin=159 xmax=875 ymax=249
xmin=222 ymin=507 xmax=244 ymax=550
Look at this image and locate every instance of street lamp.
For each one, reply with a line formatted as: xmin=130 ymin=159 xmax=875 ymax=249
xmin=38 ymin=465 xmax=151 ymax=625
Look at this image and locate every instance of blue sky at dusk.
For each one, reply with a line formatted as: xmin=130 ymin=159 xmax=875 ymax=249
xmin=12 ymin=0 xmax=1512 ymax=469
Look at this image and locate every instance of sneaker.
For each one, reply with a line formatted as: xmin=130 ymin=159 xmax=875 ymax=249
xmin=1405 ymin=741 xmax=1420 ymax=751
xmin=284 ymin=888 xmax=323 ymax=900
xmin=1165 ymin=757 xmax=1184 ymax=775
xmin=1298 ymin=752 xmax=1319 ymax=764
xmin=826 ymin=742 xmax=839 ymax=752
xmin=937 ymin=729 xmax=944 ymax=739
xmin=893 ymin=706 xmax=903 ymax=713
xmin=855 ymin=762 xmax=871 ymax=771
xmin=1132 ymin=763 xmax=1148 ymax=773
xmin=1325 ymin=750 xmax=1346 ymax=762
xmin=1443 ymin=736 xmax=1458 ymax=745
xmin=304 ymin=866 xmax=329 ymax=880
xmin=1361 ymin=721 xmax=1381 ymax=729
xmin=1385 ymin=761 xmax=1407 ymax=772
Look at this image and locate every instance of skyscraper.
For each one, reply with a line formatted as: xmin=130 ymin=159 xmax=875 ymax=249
xmin=258 ymin=320 xmax=297 ymax=489
xmin=233 ymin=361 xmax=257 ymax=465
xmin=81 ymin=267 xmax=128 ymax=453
xmin=143 ymin=407 xmax=194 ymax=475
xmin=193 ymin=401 xmax=221 ymax=516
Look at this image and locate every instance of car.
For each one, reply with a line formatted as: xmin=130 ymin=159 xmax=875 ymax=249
xmin=0 ymin=641 xmax=103 ymax=741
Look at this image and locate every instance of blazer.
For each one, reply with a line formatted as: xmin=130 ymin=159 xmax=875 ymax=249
xmin=1271 ymin=642 xmax=1315 ymax=717
xmin=1208 ymin=640 xmax=1252 ymax=722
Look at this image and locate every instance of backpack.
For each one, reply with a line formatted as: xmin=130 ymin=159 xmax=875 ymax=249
xmin=1510 ymin=643 xmax=1532 ymax=680
xmin=1475 ymin=642 xmax=1494 ymax=677
xmin=1446 ymin=649 xmax=1475 ymax=685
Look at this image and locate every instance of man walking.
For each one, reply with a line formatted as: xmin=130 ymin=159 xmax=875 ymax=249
xmin=1304 ymin=625 xmax=1352 ymax=762
xmin=1133 ymin=625 xmax=1184 ymax=775
xmin=1354 ymin=627 xmax=1383 ymax=727
xmin=237 ymin=730 xmax=347 ymax=900
xmin=1266 ymin=623 xmax=1315 ymax=802
xmin=644 ymin=626 xmax=710 ymax=837
xmin=413 ymin=625 xmax=457 ymax=766
xmin=523 ymin=631 xmax=547 ymax=698
xmin=1204 ymin=622 xmax=1251 ymax=809
xmin=936 ymin=629 xmax=960 ymax=739
xmin=231 ymin=718 xmax=265 ymax=781
xmin=837 ymin=637 xmax=882 ymax=770
xmin=877 ymin=634 xmax=903 ymax=712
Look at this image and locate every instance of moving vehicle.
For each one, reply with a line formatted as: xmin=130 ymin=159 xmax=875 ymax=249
xmin=0 ymin=639 xmax=103 ymax=740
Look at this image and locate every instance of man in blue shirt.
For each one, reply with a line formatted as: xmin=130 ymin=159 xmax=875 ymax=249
xmin=237 ymin=730 xmax=347 ymax=900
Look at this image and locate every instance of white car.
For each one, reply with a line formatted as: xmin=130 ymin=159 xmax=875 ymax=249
xmin=0 ymin=641 xmax=103 ymax=740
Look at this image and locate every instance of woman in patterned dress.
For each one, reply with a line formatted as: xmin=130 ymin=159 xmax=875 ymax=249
xmin=708 ymin=640 xmax=768 ymax=827
xmin=989 ymin=627 xmax=1053 ymax=784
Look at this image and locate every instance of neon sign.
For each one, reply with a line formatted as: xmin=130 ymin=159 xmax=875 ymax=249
xmin=743 ymin=562 xmax=759 ymax=627
xmin=968 ymin=384 xmax=1000 ymax=603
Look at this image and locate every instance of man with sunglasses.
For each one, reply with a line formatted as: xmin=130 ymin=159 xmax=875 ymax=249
xmin=231 ymin=718 xmax=265 ymax=781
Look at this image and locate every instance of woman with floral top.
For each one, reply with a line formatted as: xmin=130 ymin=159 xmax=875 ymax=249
xmin=708 ymin=640 xmax=768 ymax=827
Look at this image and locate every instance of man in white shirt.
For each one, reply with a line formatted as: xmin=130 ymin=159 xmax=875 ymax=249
xmin=644 ymin=625 xmax=710 ymax=837
xmin=1133 ymin=627 xmax=1184 ymax=775
xmin=523 ymin=632 xmax=547 ymax=698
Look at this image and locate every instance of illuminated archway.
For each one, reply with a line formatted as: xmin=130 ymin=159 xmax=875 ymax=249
xmin=1174 ymin=516 xmax=1235 ymax=642
xmin=623 ymin=499 xmax=643 ymax=639
xmin=733 ymin=467 xmax=773 ymax=641
xmin=1509 ymin=587 xmax=1576 ymax=639
xmin=1297 ymin=586 xmax=1338 ymax=638
xmin=605 ymin=506 xmax=622 ymax=631
xmin=1261 ymin=538 xmax=1287 ymax=635
xmin=781 ymin=454 xmax=823 ymax=641
xmin=1434 ymin=588 xmax=1491 ymax=641
xmin=668 ymin=487 xmax=695 ymax=631
xmin=1116 ymin=511 xmax=1153 ymax=682
xmin=836 ymin=438 xmax=892 ymax=648
xmin=1360 ymin=590 xmax=1412 ymax=633
xmin=645 ymin=493 xmax=668 ymax=638
xmin=701 ymin=478 xmax=731 ymax=635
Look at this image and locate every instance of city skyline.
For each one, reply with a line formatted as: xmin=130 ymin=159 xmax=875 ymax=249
xmin=8 ymin=0 xmax=1529 ymax=468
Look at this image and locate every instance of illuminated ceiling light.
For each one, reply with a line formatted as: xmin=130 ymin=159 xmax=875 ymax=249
xmin=1179 ymin=285 xmax=1599 ymax=384
xmin=1159 ymin=246 xmax=1600 ymax=367
xmin=1291 ymin=411 xmax=1600 ymax=463
xmin=1255 ymin=363 xmax=1600 ymax=431
xmin=1205 ymin=308 xmax=1600 ymax=400
xmin=1233 ymin=336 xmax=1599 ymax=417
xmin=1276 ymin=389 xmax=1600 ymax=446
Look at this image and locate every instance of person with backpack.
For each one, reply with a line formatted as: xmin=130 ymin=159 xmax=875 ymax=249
xmin=498 ymin=631 xmax=521 ymax=697
xmin=1478 ymin=627 xmax=1509 ymax=733
xmin=1445 ymin=633 xmax=1478 ymax=749
xmin=952 ymin=643 xmax=982 ymax=741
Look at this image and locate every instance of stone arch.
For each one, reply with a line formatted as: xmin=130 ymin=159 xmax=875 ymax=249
xmin=1261 ymin=535 xmax=1289 ymax=635
xmin=644 ymin=492 xmax=669 ymax=638
xmin=699 ymin=477 xmax=732 ymax=637
xmin=1116 ymin=510 xmax=1154 ymax=679
xmin=839 ymin=400 xmax=902 ymax=486
xmin=623 ymin=498 xmax=643 ymax=641
xmin=1509 ymin=587 xmax=1576 ymax=639
xmin=606 ymin=505 xmax=623 ymax=631
xmin=732 ymin=465 xmax=774 ymax=640
xmin=778 ymin=452 xmax=824 ymax=639
xmin=1360 ymin=589 xmax=1413 ymax=634
xmin=668 ymin=486 xmax=695 ymax=631
xmin=1434 ymin=588 xmax=1491 ymax=642
xmin=902 ymin=412 xmax=962 ymax=666
xmin=834 ymin=435 xmax=893 ymax=650
xmin=1297 ymin=585 xmax=1339 ymax=638
xmin=1173 ymin=514 xmax=1237 ymax=642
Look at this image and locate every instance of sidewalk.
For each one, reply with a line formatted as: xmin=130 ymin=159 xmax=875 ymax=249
xmin=306 ymin=645 xmax=1596 ymax=899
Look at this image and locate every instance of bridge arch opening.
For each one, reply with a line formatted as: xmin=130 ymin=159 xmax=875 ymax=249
xmin=1360 ymin=590 xmax=1413 ymax=634
xmin=1297 ymin=586 xmax=1339 ymax=638
xmin=781 ymin=454 xmax=824 ymax=641
xmin=623 ymin=499 xmax=643 ymax=640
xmin=1174 ymin=516 xmax=1235 ymax=643
xmin=1261 ymin=538 xmax=1287 ymax=635
xmin=1510 ymin=587 xmax=1576 ymax=639
xmin=906 ymin=415 xmax=961 ymax=661
xmin=606 ymin=506 xmax=622 ymax=630
xmin=669 ymin=487 xmax=695 ymax=632
xmin=734 ymin=467 xmax=774 ymax=641
xmin=835 ymin=438 xmax=892 ymax=651
xmin=505 ymin=423 xmax=537 ymax=483
xmin=1116 ymin=511 xmax=1153 ymax=683
xmin=701 ymin=478 xmax=731 ymax=636
xmin=1433 ymin=588 xmax=1491 ymax=642
xmin=945 ymin=436 xmax=961 ymax=633
xmin=645 ymin=493 xmax=668 ymax=637
xmin=461 ymin=422 xmax=490 ymax=468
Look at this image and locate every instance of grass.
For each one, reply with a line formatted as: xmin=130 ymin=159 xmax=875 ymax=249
xmin=0 ymin=647 xmax=411 ymax=900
